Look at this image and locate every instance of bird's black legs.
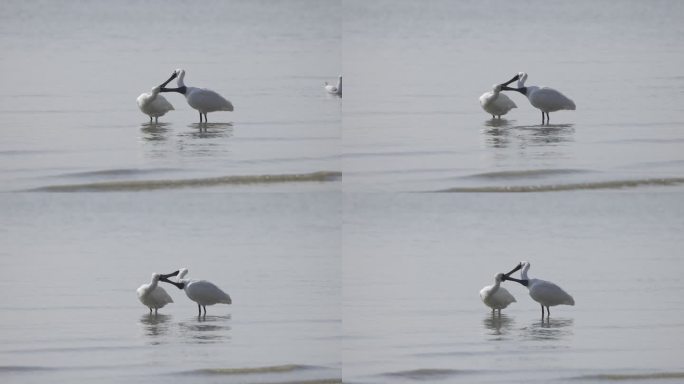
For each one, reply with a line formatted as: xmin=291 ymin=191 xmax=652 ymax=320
xmin=149 ymin=307 xmax=153 ymax=314
xmin=541 ymin=110 xmax=546 ymax=125
xmin=545 ymin=112 xmax=550 ymax=124
xmin=202 ymin=305 xmax=207 ymax=316
xmin=199 ymin=111 xmax=204 ymax=123
xmin=546 ymin=306 xmax=550 ymax=317
xmin=203 ymin=113 xmax=208 ymax=122
xmin=197 ymin=303 xmax=202 ymax=316
xmin=149 ymin=116 xmax=153 ymax=123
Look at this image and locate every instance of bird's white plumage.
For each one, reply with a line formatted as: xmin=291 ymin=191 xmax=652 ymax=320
xmin=137 ymin=273 xmax=174 ymax=313
xmin=324 ymin=75 xmax=342 ymax=96
xmin=175 ymin=69 xmax=233 ymax=121
xmin=137 ymin=86 xmax=174 ymax=122
xmin=479 ymin=84 xmax=517 ymax=118
xmin=480 ymin=273 xmax=516 ymax=312
xmin=184 ymin=280 xmax=232 ymax=306
xmin=519 ymin=261 xmax=574 ymax=313
xmin=516 ymin=72 xmax=575 ymax=122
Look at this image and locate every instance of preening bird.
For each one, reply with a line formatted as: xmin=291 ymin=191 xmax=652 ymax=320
xmin=160 ymin=69 xmax=234 ymax=123
xmin=480 ymin=273 xmax=517 ymax=314
xmin=324 ymin=75 xmax=342 ymax=96
xmin=503 ymin=261 xmax=575 ymax=318
xmin=160 ymin=268 xmax=232 ymax=316
xmin=136 ymin=72 xmax=179 ymax=122
xmin=137 ymin=272 xmax=175 ymax=315
xmin=480 ymin=84 xmax=517 ymax=119
xmin=137 ymin=86 xmax=174 ymax=123
xmin=500 ymin=72 xmax=576 ymax=124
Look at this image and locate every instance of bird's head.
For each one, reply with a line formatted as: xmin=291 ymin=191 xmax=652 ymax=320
xmin=174 ymin=69 xmax=185 ymax=76
xmin=151 ymin=273 xmax=162 ymax=282
xmin=495 ymin=273 xmax=505 ymax=283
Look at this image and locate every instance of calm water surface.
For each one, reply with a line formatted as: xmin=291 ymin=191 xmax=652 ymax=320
xmin=2 ymin=1 xmax=684 ymax=383
xmin=343 ymin=191 xmax=684 ymax=383
xmin=344 ymin=0 xmax=684 ymax=192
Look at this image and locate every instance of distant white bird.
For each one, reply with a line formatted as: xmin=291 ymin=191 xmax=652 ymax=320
xmin=324 ymin=75 xmax=342 ymax=96
xmin=480 ymin=273 xmax=517 ymax=314
xmin=137 ymin=86 xmax=174 ymax=123
xmin=137 ymin=273 xmax=174 ymax=315
xmin=479 ymin=84 xmax=517 ymax=119
xmin=161 ymin=268 xmax=232 ymax=316
xmin=501 ymin=72 xmax=575 ymax=124
xmin=160 ymin=69 xmax=234 ymax=122
xmin=503 ymin=261 xmax=575 ymax=318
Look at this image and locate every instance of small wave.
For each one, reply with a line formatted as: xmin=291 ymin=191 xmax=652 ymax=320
xmin=0 ymin=366 xmax=58 ymax=372
xmin=30 ymin=171 xmax=341 ymax=192
xmin=193 ymin=364 xmax=314 ymax=375
xmin=381 ymin=368 xmax=471 ymax=380
xmin=57 ymin=168 xmax=181 ymax=178
xmin=464 ymin=168 xmax=592 ymax=180
xmin=437 ymin=177 xmax=684 ymax=193
xmin=570 ymin=372 xmax=684 ymax=381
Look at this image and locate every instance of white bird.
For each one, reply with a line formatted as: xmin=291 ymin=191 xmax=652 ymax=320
xmin=160 ymin=268 xmax=232 ymax=316
xmin=479 ymin=84 xmax=517 ymax=119
xmin=501 ymin=72 xmax=575 ymax=124
xmin=503 ymin=261 xmax=575 ymax=318
xmin=137 ymin=86 xmax=174 ymax=123
xmin=324 ymin=75 xmax=342 ymax=96
xmin=480 ymin=273 xmax=517 ymax=314
xmin=136 ymin=273 xmax=174 ymax=315
xmin=160 ymin=69 xmax=234 ymax=123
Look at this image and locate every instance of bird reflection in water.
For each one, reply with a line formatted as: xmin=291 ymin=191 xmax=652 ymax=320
xmin=524 ymin=317 xmax=574 ymax=341
xmin=178 ymin=314 xmax=232 ymax=344
xmin=187 ymin=122 xmax=234 ymax=136
xmin=483 ymin=313 xmax=515 ymax=337
xmin=139 ymin=313 xmax=172 ymax=340
xmin=140 ymin=122 xmax=171 ymax=142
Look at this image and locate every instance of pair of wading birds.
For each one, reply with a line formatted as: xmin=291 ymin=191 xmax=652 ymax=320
xmin=480 ymin=261 xmax=575 ymax=318
xmin=137 ymin=268 xmax=231 ymax=316
xmin=136 ymin=69 xmax=343 ymax=123
xmin=479 ymin=72 xmax=576 ymax=124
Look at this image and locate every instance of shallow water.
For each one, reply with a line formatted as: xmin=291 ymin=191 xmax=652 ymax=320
xmin=343 ymin=191 xmax=684 ymax=383
xmin=343 ymin=0 xmax=684 ymax=192
xmin=0 ymin=193 xmax=341 ymax=383
xmin=0 ymin=0 xmax=341 ymax=193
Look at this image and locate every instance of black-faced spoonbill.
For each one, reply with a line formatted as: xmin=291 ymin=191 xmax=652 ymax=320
xmin=324 ymin=75 xmax=342 ymax=96
xmin=500 ymin=72 xmax=576 ymax=124
xmin=136 ymin=271 xmax=179 ymax=315
xmin=136 ymin=72 xmax=178 ymax=123
xmin=479 ymin=84 xmax=517 ymax=119
xmin=160 ymin=269 xmax=232 ymax=316
xmin=503 ymin=261 xmax=575 ymax=318
xmin=160 ymin=69 xmax=234 ymax=123
xmin=480 ymin=273 xmax=517 ymax=314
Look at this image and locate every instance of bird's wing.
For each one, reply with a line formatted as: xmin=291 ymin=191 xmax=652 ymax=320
xmin=150 ymin=286 xmax=173 ymax=303
xmin=190 ymin=89 xmax=234 ymax=112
